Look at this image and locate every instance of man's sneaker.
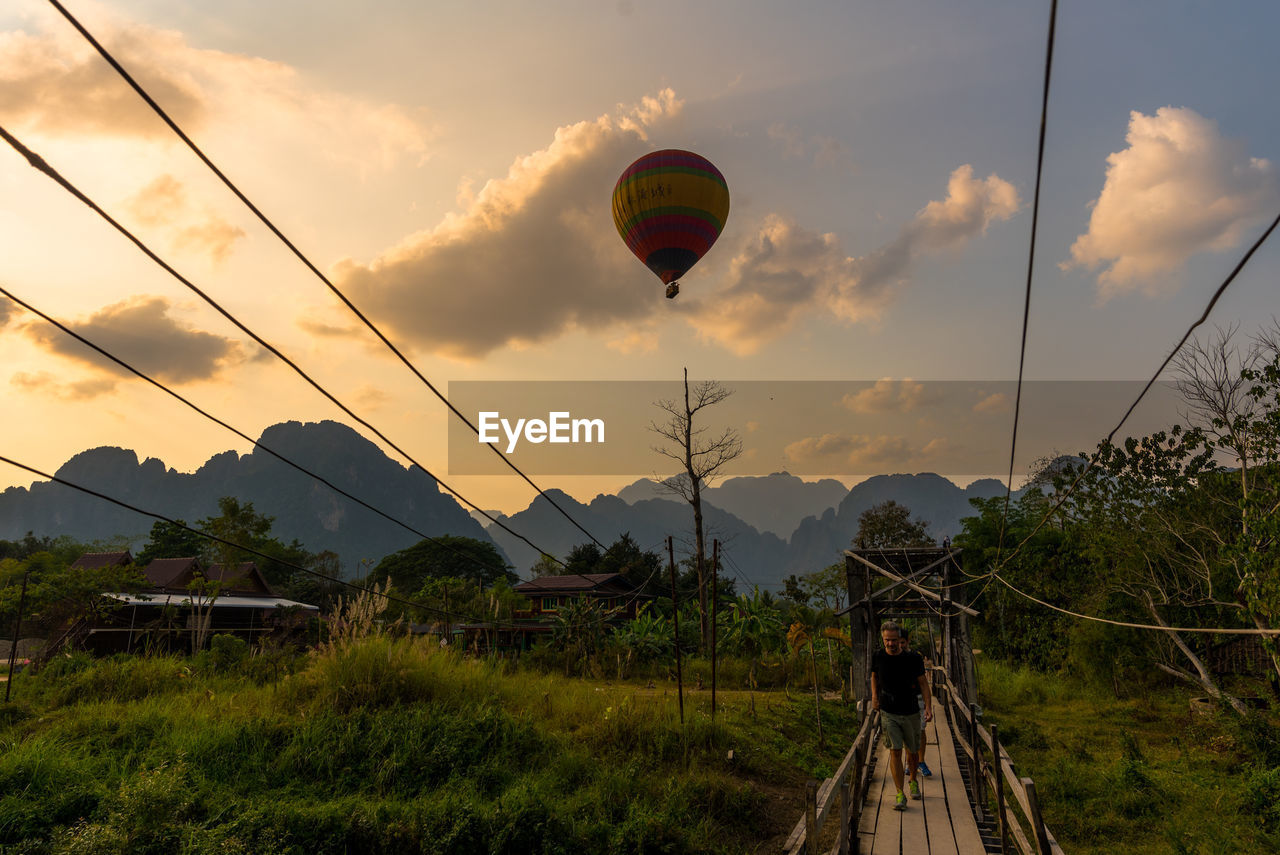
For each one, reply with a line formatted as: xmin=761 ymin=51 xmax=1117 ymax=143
xmin=917 ymin=761 xmax=933 ymax=778
xmin=908 ymin=779 xmax=922 ymax=800
xmin=894 ymin=791 xmax=908 ymax=811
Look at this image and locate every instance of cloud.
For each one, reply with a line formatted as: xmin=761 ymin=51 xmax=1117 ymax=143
xmin=784 ymin=433 xmax=863 ymax=462
xmin=605 ymin=327 xmax=661 ymax=355
xmin=331 ymin=90 xmax=683 ymax=360
xmin=354 ymin=385 xmax=390 ymax=409
xmin=20 ymin=295 xmax=246 ymax=383
xmin=812 ymin=135 xmax=855 ymax=173
xmin=681 ymin=165 xmax=1018 ymax=354
xmin=1063 ymin=107 xmax=1278 ymax=298
xmin=911 ymin=164 xmax=1020 ymax=249
xmin=767 ymin=123 xmax=806 ymax=159
xmin=767 ymin=124 xmax=855 ymax=172
xmin=296 ymin=312 xmax=361 ymax=340
xmin=0 ymin=22 xmax=203 ymax=138
xmin=0 ymin=9 xmax=432 ymax=165
xmin=973 ymin=392 xmax=1010 ymax=413
xmin=0 ymin=297 xmax=16 ymax=328
xmin=783 ymin=433 xmax=947 ymax=469
xmin=677 ymin=216 xmax=880 ymax=354
xmin=125 ymin=175 xmax=245 ymax=264
xmin=11 ymin=370 xmax=119 ymax=400
xmin=843 ymin=378 xmax=935 ymax=414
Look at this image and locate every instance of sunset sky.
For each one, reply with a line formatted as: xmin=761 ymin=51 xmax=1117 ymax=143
xmin=3 ymin=0 xmax=1279 ymax=517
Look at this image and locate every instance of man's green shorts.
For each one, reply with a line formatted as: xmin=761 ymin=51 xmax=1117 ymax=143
xmin=880 ymin=710 xmax=922 ymax=753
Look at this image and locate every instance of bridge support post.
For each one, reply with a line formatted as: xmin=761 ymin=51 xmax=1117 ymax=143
xmin=992 ymin=723 xmax=1008 ymax=853
xmin=845 ymin=554 xmax=873 ymax=709
xmin=837 ymin=780 xmax=851 ymax=855
xmin=970 ymin=702 xmax=986 ymax=823
xmin=804 ymin=779 xmax=818 ymax=855
xmin=1024 ymin=778 xmax=1050 ymax=855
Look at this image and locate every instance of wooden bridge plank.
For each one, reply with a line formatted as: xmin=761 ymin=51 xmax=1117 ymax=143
xmin=861 ymin=744 xmax=898 ymax=854
xmin=920 ymin=711 xmax=961 ymax=855
xmin=930 ymin=699 xmax=988 ymax=853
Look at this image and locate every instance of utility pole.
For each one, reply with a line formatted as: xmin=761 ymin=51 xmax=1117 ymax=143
xmin=668 ymin=536 xmax=684 ymax=725
xmin=711 ymin=538 xmax=719 ymax=720
xmin=5 ymin=569 xmax=31 ymax=703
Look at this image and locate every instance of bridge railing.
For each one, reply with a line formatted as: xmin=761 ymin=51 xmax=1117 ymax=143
xmin=782 ymin=707 xmax=879 ymax=855
xmin=934 ymin=668 xmax=1065 ymax=855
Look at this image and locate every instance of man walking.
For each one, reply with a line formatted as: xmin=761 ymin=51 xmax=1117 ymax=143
xmin=871 ymin=620 xmax=933 ymax=810
xmin=900 ymin=627 xmax=932 ymax=777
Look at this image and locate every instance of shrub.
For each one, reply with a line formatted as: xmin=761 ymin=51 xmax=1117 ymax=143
xmin=208 ymin=634 xmax=249 ymax=671
xmin=36 ymin=655 xmax=189 ymax=707
xmin=1244 ymin=765 xmax=1280 ymax=830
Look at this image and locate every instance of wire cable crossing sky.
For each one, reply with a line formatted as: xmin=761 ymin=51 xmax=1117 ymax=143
xmin=3 ymin=0 xmax=1279 ymax=520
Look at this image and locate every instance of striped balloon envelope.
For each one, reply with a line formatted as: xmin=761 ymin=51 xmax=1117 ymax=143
xmin=611 ymin=149 xmax=729 ymax=298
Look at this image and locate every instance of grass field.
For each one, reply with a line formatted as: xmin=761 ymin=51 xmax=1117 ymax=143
xmin=976 ymin=659 xmax=1280 ymax=855
xmin=0 ymin=638 xmax=857 ymax=854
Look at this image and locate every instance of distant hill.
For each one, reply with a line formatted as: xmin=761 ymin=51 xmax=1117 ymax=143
xmin=0 ymin=420 xmax=499 ymax=575
xmin=784 ymin=474 xmax=1012 ymax=574
xmin=618 ymin=472 xmax=849 ymax=539
xmin=5 ymin=422 xmax=1013 ymax=588
xmin=486 ymin=489 xmax=792 ymax=591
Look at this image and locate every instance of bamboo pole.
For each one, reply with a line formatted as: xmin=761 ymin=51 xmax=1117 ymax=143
xmin=5 ymin=569 xmax=31 ymax=702
xmin=711 ymin=538 xmax=718 ymax=720
xmin=667 ymin=537 xmax=684 ymax=726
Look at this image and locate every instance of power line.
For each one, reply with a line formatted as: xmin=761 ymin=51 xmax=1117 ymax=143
xmin=0 ymin=453 xmax=679 ymax=634
xmin=986 ymin=205 xmax=1280 ymax=581
xmin=0 ymin=122 xmax=560 ymax=566
xmin=0 ymin=454 xmax=498 ymax=626
xmin=992 ymin=573 xmax=1280 ymax=636
xmin=0 ymin=285 xmax=512 ymax=581
xmin=43 ymin=0 xmax=607 ymax=553
xmin=997 ymin=0 xmax=1058 ymax=563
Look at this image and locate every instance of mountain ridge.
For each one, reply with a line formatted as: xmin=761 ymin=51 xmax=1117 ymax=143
xmin=5 ymin=422 xmax=1015 ymax=587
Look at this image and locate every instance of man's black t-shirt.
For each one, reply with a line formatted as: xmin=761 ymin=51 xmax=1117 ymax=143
xmin=871 ymin=650 xmax=924 ymax=715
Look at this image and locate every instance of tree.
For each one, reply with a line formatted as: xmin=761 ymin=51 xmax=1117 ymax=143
xmin=611 ymin=603 xmax=674 ymax=677
xmin=721 ymin=587 xmax=785 ymax=687
xmin=595 ymin=533 xmax=664 ymax=595
xmin=197 ymin=497 xmax=276 ymax=592
xmin=1063 ymin=326 xmax=1280 ymax=701
xmin=0 ymin=551 xmax=146 ymax=635
xmin=135 ymin=520 xmax=206 ymax=566
xmin=955 ymin=491 xmax=1098 ymax=673
xmin=854 ymin=500 xmax=935 ymax=548
xmin=369 ymin=535 xmax=515 ymax=595
xmin=801 ymin=563 xmax=848 ymax=612
xmin=560 ymin=543 xmax=603 ymax=577
xmin=651 ymin=368 xmax=743 ymax=652
xmin=0 ymin=533 xmax=85 ymax=564
xmin=539 ymin=534 xmax=665 ymax=596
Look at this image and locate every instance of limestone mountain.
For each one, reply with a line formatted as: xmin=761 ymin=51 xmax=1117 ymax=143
xmin=0 ymin=420 xmax=499 ymax=575
xmin=486 ymin=488 xmax=792 ymax=591
xmin=616 ymin=472 xmax=850 ymax=539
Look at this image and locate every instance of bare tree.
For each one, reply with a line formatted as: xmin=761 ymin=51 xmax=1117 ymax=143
xmin=651 ymin=368 xmax=743 ymax=652
xmin=1173 ymin=323 xmax=1267 ymax=509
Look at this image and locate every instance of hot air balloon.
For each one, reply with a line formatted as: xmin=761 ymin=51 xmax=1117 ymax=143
xmin=612 ymin=149 xmax=729 ymax=299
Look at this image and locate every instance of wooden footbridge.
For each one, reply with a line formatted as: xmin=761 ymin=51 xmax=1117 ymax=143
xmin=783 ymin=547 xmax=1066 ymax=855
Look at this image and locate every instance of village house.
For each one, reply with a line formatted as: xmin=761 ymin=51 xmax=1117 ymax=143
xmin=456 ymin=572 xmax=645 ymax=652
xmin=65 ymin=551 xmax=317 ymax=655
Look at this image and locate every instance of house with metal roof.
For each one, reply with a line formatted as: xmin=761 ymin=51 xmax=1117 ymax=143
xmin=76 ymin=554 xmax=318 ymax=655
xmin=454 ymin=572 xmax=646 ymax=652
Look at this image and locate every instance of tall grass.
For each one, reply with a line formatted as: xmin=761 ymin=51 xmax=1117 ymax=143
xmin=1 ymin=637 xmax=860 ymax=854
xmin=976 ymin=658 xmax=1280 ymax=854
